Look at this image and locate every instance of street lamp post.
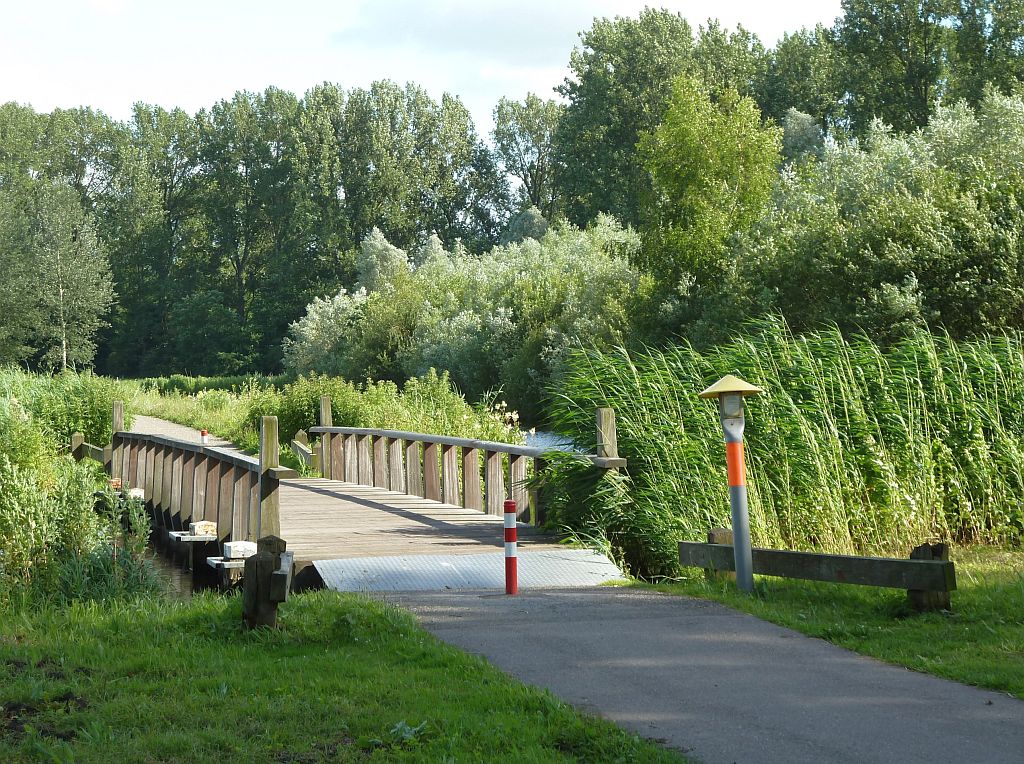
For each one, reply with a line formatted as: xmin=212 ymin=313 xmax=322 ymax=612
xmin=699 ymin=374 xmax=763 ymax=593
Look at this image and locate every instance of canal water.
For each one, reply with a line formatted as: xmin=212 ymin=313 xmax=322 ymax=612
xmin=147 ymin=543 xmax=192 ymax=600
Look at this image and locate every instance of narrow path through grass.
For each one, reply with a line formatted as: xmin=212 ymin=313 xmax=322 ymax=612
xmin=642 ymin=545 xmax=1024 ymax=699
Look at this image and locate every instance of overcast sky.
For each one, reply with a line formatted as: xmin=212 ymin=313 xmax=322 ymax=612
xmin=1 ymin=1 xmax=843 ymax=134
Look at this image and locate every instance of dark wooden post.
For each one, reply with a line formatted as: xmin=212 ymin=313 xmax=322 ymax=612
xmin=258 ymin=416 xmax=281 ymax=539
xmin=319 ymin=395 xmax=332 ymax=479
xmin=908 ymin=542 xmax=952 ymax=611
xmin=242 ymin=535 xmax=293 ymax=629
xmin=484 ymin=450 xmax=504 ymax=515
xmin=509 ymin=454 xmax=528 ymax=521
xmin=706 ymin=528 xmax=736 ymax=583
xmin=442 ymin=444 xmax=459 ymax=505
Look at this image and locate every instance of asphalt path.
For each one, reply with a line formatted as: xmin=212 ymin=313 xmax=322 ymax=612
xmin=386 ymin=587 xmax=1024 ymax=764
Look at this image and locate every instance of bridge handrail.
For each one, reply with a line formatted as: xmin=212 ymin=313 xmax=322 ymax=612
xmin=309 ymin=402 xmax=624 ymax=523
xmin=308 ymin=426 xmax=625 ymax=469
xmin=76 ymin=411 xmax=295 ymax=549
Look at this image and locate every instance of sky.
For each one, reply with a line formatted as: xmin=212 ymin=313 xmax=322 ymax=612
xmin=1 ymin=1 xmax=843 ymax=134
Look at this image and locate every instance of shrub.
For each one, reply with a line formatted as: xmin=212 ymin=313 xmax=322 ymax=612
xmin=283 ymin=218 xmax=643 ymax=421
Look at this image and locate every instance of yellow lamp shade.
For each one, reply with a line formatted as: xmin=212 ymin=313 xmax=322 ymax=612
xmin=698 ymin=374 xmax=763 ymax=399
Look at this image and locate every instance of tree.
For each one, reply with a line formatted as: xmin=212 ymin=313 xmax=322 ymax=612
xmin=692 ymin=20 xmax=768 ymax=99
xmin=948 ymin=0 xmax=1024 ymax=105
xmin=0 ymin=185 xmax=41 ymax=363
xmin=835 ymin=0 xmax=950 ymax=134
xmin=639 ymin=76 xmax=782 ymax=291
xmin=553 ymin=9 xmax=695 ymax=227
xmin=492 ymin=94 xmax=564 ymax=218
xmin=0 ymin=182 xmax=114 ymax=369
xmin=102 ymin=104 xmax=207 ymax=376
xmin=757 ymin=25 xmax=843 ymax=129
xmin=782 ymin=108 xmax=826 ymax=162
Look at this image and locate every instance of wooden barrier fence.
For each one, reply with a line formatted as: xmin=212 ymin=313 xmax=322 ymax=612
xmin=679 ymin=528 xmax=957 ymax=611
xmin=311 ymin=398 xmax=625 ymax=523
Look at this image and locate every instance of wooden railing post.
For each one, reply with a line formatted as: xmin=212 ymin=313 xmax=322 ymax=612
xmin=111 ymin=400 xmax=125 ymax=482
xmin=112 ymin=400 xmax=124 ymax=435
xmin=596 ymin=407 xmax=619 ymax=461
xmin=462 ymin=447 xmax=483 ymax=511
xmin=484 ymin=450 xmax=505 ymax=515
xmin=259 ymin=415 xmax=281 ymax=538
xmin=71 ymin=432 xmax=85 ymax=461
xmin=442 ymin=444 xmax=459 ymax=505
xmin=319 ymin=396 xmax=332 ymax=479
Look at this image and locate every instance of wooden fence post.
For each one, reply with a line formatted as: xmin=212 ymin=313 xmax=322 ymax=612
xmin=319 ymin=395 xmax=332 ymax=480
xmin=259 ymin=416 xmax=281 ymax=538
xmin=596 ymin=407 xmax=619 ymax=461
xmin=71 ymin=432 xmax=84 ymax=460
xmin=112 ymin=400 xmax=124 ymax=435
xmin=706 ymin=528 xmax=736 ymax=583
xmin=242 ymin=535 xmax=292 ymax=629
xmin=908 ymin=542 xmax=951 ymax=611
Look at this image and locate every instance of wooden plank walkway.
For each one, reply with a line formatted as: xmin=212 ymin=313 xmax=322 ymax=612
xmin=280 ymin=478 xmax=561 ymax=562
xmin=130 ymin=416 xmax=563 ymax=565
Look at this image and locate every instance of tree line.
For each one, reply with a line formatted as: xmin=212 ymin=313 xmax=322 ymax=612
xmin=2 ymin=1 xmax=1024 ymax=380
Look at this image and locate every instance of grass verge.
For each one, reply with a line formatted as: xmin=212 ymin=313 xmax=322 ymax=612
xmin=0 ymin=591 xmax=685 ymax=763
xmin=642 ymin=545 xmax=1023 ymax=699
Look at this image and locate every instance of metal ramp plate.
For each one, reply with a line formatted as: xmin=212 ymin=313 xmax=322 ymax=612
xmin=314 ymin=549 xmax=624 ymax=592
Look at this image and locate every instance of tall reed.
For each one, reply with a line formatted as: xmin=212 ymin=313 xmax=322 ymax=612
xmin=548 ymin=319 xmax=1024 ymax=577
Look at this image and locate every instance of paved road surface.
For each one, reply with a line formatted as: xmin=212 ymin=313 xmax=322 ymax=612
xmin=388 ymin=587 xmax=1024 ymax=764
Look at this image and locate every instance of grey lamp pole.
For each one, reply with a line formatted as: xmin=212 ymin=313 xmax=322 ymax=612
xmin=699 ymin=375 xmax=763 ymax=593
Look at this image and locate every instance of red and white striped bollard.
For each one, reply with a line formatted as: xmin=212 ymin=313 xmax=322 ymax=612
xmin=504 ymin=499 xmax=518 ymax=595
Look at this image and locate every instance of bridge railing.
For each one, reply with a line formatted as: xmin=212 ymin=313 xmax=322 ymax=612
xmin=74 ymin=403 xmax=295 ymax=547
xmin=310 ymin=398 xmax=625 ymax=523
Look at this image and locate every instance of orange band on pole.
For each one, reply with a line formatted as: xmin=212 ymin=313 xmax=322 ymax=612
xmin=726 ymin=441 xmax=746 ymax=487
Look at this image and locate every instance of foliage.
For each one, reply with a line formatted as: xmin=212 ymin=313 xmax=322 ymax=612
xmin=0 ymin=181 xmax=113 ymax=370
xmin=639 ymin=76 xmax=782 ymax=293
xmin=727 ymin=90 xmax=1024 ymax=342
xmin=552 ymin=9 xmax=696 ymax=228
xmin=548 ymin=320 xmax=1024 ymax=578
xmin=0 ymin=369 xmax=136 ymax=448
xmin=0 ymin=592 xmax=685 ymax=763
xmin=757 ymin=24 xmax=843 ymax=129
xmin=136 ymin=369 xmax=518 ymax=455
xmin=492 ymin=94 xmax=564 ymax=218
xmin=139 ymin=372 xmax=290 ymax=396
xmin=835 ymin=0 xmax=949 ymax=134
xmin=283 ymin=218 xmax=644 ymax=421
xmin=649 ymin=546 xmax=1024 ymax=699
xmin=0 ymin=377 xmax=151 ymax=604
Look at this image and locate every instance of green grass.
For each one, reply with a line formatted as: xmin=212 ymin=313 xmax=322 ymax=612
xmin=0 ymin=591 xmax=685 ymax=763
xmin=643 ymin=545 xmax=1024 ymax=699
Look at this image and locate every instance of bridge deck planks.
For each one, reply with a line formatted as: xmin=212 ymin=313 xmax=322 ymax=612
xmin=278 ymin=478 xmax=560 ymax=562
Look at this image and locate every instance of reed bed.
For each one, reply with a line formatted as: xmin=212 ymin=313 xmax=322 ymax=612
xmin=548 ymin=319 xmax=1024 ymax=577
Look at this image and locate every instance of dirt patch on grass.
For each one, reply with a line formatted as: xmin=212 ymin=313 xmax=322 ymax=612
xmin=273 ymin=736 xmax=360 ymax=763
xmin=1 ymin=692 xmax=87 ymax=742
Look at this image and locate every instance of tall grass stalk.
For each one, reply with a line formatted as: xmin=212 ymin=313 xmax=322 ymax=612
xmin=549 ymin=319 xmax=1024 ymax=577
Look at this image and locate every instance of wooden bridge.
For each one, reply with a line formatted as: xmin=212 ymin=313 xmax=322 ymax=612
xmin=79 ymin=399 xmax=625 ymax=593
